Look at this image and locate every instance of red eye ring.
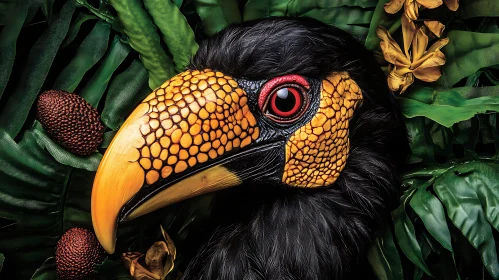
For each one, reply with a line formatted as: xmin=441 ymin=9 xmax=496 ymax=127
xmin=258 ymin=74 xmax=310 ymax=123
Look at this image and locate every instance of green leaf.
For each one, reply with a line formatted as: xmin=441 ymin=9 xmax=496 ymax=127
xmin=100 ymin=131 xmax=117 ymax=149
xmin=300 ymin=6 xmax=374 ymax=25
xmin=287 ymin=0 xmax=378 ymax=16
xmin=53 ymin=21 xmax=111 ymax=92
xmin=405 ymin=117 xmax=435 ymax=163
xmin=0 ymin=253 xmax=4 ymax=273
xmin=41 ymin=0 xmax=55 ymax=21
xmin=456 ymin=163 xmax=499 ymax=232
xmin=364 ymin=0 xmax=400 ymax=50
xmin=80 ymin=36 xmax=130 ymax=107
xmin=392 ymin=190 xmax=433 ymax=276
xmin=32 ymin=122 xmax=102 ymax=171
xmin=398 ymin=86 xmax=499 ymax=127
xmin=410 ymin=184 xmax=452 ymax=252
xmin=438 ymin=31 xmax=499 ymax=88
xmin=428 ymin=121 xmax=453 ymax=155
xmin=0 ymin=2 xmax=16 ymax=25
xmin=489 ymin=114 xmax=499 ymax=155
xmin=110 ymin=0 xmax=176 ymax=89
xmin=0 ymin=0 xmax=31 ymax=99
xmin=30 ymin=257 xmax=57 ymax=280
xmin=193 ymin=0 xmax=242 ymax=36
xmin=453 ymin=117 xmax=480 ymax=157
xmin=434 ymin=162 xmax=499 ymax=278
xmin=413 ymin=233 xmax=433 ymax=280
xmin=62 ymin=13 xmax=98 ymax=47
xmin=143 ymin=0 xmax=199 ymax=72
xmin=0 ymin=0 xmax=75 ymax=138
xmin=243 ymin=0 xmax=289 ymax=21
xmin=0 ymin=129 xmax=93 ymax=278
xmin=457 ymin=0 xmax=499 ymax=19
xmin=101 ymin=59 xmax=150 ymax=130
xmin=367 ymin=226 xmax=404 ymax=280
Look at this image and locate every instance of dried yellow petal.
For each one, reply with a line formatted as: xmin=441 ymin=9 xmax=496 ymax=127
xmin=424 ymin=21 xmax=445 ymax=37
xmin=145 ymin=241 xmax=169 ymax=277
xmin=444 ymin=0 xmax=459 ymax=11
xmin=387 ymin=68 xmax=414 ymax=94
xmin=413 ymin=66 xmax=443 ymax=82
xmin=384 ymin=0 xmax=405 ymax=13
xmin=404 ymin=0 xmax=420 ymax=21
xmin=402 ymin=15 xmax=416 ymax=56
xmin=376 ymin=27 xmax=411 ymax=67
xmin=412 ymin=27 xmax=429 ymax=62
xmin=122 ymin=228 xmax=177 ymax=280
xmin=418 ymin=0 xmax=443 ymax=9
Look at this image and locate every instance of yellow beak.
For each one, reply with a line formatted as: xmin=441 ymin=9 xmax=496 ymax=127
xmin=91 ymin=69 xmax=260 ymax=254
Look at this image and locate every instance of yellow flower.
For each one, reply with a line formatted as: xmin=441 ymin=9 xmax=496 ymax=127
xmin=376 ymin=15 xmax=449 ymax=93
xmin=384 ymin=0 xmax=459 ymax=20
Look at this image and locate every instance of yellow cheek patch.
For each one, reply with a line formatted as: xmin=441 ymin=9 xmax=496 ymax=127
xmin=134 ymin=69 xmax=260 ymax=185
xmin=283 ymin=72 xmax=363 ymax=188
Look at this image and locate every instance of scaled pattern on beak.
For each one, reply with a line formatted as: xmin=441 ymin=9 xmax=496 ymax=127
xmin=132 ymin=70 xmax=259 ymax=184
xmin=284 ymin=72 xmax=363 ymax=187
xmin=92 ymin=69 xmax=260 ymax=253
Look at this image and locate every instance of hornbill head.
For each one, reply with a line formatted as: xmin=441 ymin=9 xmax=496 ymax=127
xmin=92 ymin=17 xmax=408 ymax=278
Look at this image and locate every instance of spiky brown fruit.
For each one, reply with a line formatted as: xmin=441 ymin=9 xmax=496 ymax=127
xmin=55 ymin=227 xmax=106 ymax=280
xmin=37 ymin=90 xmax=104 ymax=155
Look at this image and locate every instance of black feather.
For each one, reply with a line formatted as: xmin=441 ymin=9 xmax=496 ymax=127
xmin=182 ymin=17 xmax=409 ymax=279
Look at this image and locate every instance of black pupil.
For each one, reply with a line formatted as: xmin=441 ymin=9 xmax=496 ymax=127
xmin=274 ymin=88 xmax=296 ymax=113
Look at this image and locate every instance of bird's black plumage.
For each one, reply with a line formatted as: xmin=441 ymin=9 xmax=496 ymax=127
xmin=181 ymin=17 xmax=409 ymax=279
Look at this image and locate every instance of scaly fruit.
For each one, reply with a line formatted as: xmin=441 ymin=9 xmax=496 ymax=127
xmin=55 ymin=227 xmax=106 ymax=280
xmin=37 ymin=90 xmax=104 ymax=155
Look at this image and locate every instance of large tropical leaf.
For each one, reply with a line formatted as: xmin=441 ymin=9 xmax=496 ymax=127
xmin=0 ymin=129 xmax=93 ymax=279
xmin=434 ymin=162 xmax=499 ymax=278
xmin=438 ymin=31 xmax=499 ymax=88
xmin=367 ymin=226 xmax=404 ymax=280
xmin=0 ymin=0 xmax=75 ymax=138
xmin=398 ymin=86 xmax=499 ymax=127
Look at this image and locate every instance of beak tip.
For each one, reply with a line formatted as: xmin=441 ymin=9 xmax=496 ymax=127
xmin=93 ymin=224 xmax=117 ymax=254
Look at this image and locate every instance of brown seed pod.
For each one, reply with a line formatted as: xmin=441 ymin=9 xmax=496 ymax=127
xmin=55 ymin=227 xmax=107 ymax=280
xmin=37 ymin=90 xmax=104 ymax=155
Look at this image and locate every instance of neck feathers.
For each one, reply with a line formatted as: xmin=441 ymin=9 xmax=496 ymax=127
xmin=182 ymin=102 xmax=407 ymax=279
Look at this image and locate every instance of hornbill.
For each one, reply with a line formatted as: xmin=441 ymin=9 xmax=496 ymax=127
xmin=92 ymin=17 xmax=409 ymax=279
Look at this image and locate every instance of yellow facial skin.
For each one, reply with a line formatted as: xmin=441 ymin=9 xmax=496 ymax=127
xmin=92 ymin=69 xmax=260 ymax=253
xmin=283 ymin=72 xmax=363 ymax=187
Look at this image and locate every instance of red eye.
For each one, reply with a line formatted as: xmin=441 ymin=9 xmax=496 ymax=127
xmin=258 ymin=74 xmax=310 ymax=123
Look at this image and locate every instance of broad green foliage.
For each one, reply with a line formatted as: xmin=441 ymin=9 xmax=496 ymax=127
xmin=0 ymin=130 xmax=93 ymax=279
xmin=52 ymin=21 xmax=111 ymax=92
xmin=194 ymin=0 xmax=242 ymax=35
xmin=367 ymin=225 xmax=404 ymax=280
xmin=143 ymin=0 xmax=199 ymax=72
xmin=392 ymin=189 xmax=432 ymax=276
xmin=101 ymin=59 xmax=151 ymax=131
xmin=0 ymin=0 xmax=32 ymax=99
xmin=438 ymin=31 xmax=499 ymax=88
xmin=109 ymin=0 xmax=175 ymax=89
xmin=79 ymin=36 xmax=131 ymax=106
xmin=457 ymin=0 xmax=499 ymax=18
xmin=398 ymin=86 xmax=499 ymax=127
xmin=0 ymin=0 xmax=75 ymax=138
xmin=0 ymin=0 xmax=499 ymax=279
